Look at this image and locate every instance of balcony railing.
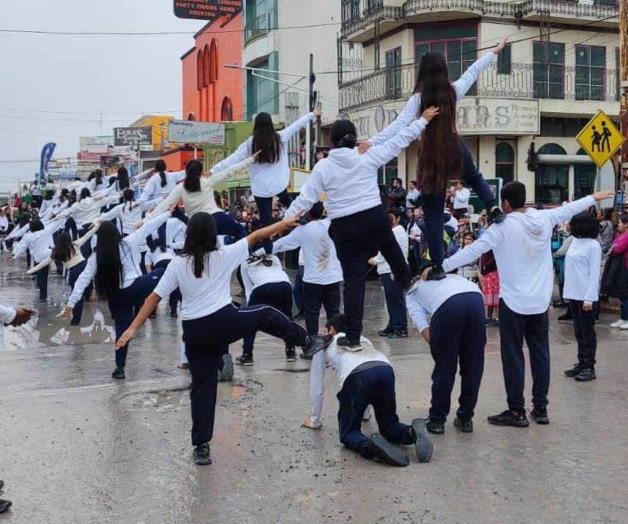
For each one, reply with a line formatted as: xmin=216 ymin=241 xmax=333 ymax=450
xmin=341 ymin=0 xmax=618 ymax=38
xmin=339 ymin=62 xmax=619 ymax=112
xmin=245 ymin=13 xmax=272 ymax=43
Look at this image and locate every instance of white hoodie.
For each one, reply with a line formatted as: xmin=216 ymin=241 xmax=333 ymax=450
xmin=285 ymin=118 xmax=428 ymax=221
xmin=442 ymin=195 xmax=596 ymax=315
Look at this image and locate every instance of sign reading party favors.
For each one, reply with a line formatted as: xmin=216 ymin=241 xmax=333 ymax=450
xmin=174 ymin=0 xmax=242 ymax=21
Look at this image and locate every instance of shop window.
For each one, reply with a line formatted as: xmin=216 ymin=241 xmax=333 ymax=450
xmin=575 ymin=45 xmax=605 ymax=101
xmin=573 ymin=148 xmax=596 ymax=199
xmin=533 ymin=42 xmax=565 ymax=99
xmin=535 ymin=143 xmax=568 ymax=204
xmin=221 ymin=97 xmax=233 ymax=121
xmin=497 ymin=44 xmax=512 ymax=75
xmin=385 ymin=47 xmax=402 ymax=99
xmin=495 ymin=142 xmax=515 ymax=184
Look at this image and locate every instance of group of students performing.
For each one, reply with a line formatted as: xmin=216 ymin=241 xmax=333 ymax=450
xmin=6 ymin=35 xmax=617 ymax=469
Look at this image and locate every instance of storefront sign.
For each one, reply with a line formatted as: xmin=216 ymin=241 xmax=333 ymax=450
xmin=113 ymin=127 xmax=152 ymax=147
xmin=168 ymin=120 xmax=226 ymax=145
xmin=77 ymin=151 xmax=103 ymax=161
xmin=174 ymin=0 xmax=242 ymax=21
xmin=343 ymin=98 xmax=540 ymax=139
xmin=79 ymin=135 xmax=113 ymax=153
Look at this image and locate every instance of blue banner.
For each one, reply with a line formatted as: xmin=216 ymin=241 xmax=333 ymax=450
xmin=38 ymin=142 xmax=56 ymax=186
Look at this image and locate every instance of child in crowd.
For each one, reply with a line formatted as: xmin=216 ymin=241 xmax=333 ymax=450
xmin=479 ymin=250 xmax=500 ymax=327
xmin=458 ymin=232 xmax=479 ymax=283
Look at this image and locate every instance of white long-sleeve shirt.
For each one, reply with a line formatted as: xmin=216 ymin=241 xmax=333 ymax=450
xmin=146 ymin=156 xmax=254 ymax=220
xmin=563 ymin=237 xmax=602 ymax=303
xmin=442 ymin=195 xmax=596 ymax=315
xmin=13 ymin=218 xmax=65 ymax=263
xmin=0 ymin=304 xmax=16 ymax=325
xmin=211 ymin=112 xmax=314 ymax=198
xmin=166 ymin=218 xmax=186 ymax=251
xmin=67 ymin=212 xmax=170 ymax=307
xmin=369 ymin=52 xmax=497 ymax=146
xmin=137 ymin=170 xmax=186 ymax=203
xmin=453 ymin=187 xmax=471 ymax=209
xmin=270 ymin=219 xmax=343 ymax=285
xmin=99 ymin=198 xmax=161 ymax=236
xmin=309 ymin=334 xmax=390 ymax=427
xmin=285 ymin=118 xmax=429 ymax=221
xmin=373 ymin=224 xmax=408 ymax=275
xmin=407 ymin=274 xmax=482 ymax=333
xmin=59 ymin=195 xmax=120 ymax=228
xmin=240 ymin=255 xmax=290 ymax=302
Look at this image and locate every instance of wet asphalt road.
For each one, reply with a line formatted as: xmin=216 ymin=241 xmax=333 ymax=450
xmin=1 ymin=254 xmax=627 ymax=524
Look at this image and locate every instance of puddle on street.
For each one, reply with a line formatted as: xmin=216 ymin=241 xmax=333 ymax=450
xmin=122 ymin=383 xmax=249 ymax=411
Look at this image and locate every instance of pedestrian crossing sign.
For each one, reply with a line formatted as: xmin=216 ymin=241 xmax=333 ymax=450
xmin=576 ymin=110 xmax=624 ymax=168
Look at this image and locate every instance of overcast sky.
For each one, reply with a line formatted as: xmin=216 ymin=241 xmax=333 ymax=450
xmin=0 ymin=0 xmax=206 ymax=192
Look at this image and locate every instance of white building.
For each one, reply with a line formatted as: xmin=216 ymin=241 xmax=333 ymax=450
xmin=338 ymin=0 xmax=620 ymax=204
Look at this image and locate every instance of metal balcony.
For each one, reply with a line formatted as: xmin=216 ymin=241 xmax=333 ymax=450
xmin=338 ymin=62 xmax=620 ymax=112
xmin=245 ymin=13 xmax=272 ymax=44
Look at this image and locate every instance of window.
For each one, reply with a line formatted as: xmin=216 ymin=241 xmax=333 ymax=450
xmin=575 ymin=45 xmax=605 ymax=101
xmin=246 ymin=0 xmax=273 ymax=41
xmin=495 ymin=142 xmax=515 ymax=184
xmin=202 ymin=45 xmax=210 ymax=86
xmin=616 ymin=48 xmax=620 ymax=102
xmin=497 ymin=44 xmax=512 ymax=75
xmin=221 ymin=97 xmax=233 ymax=121
xmin=196 ymin=50 xmax=205 ymax=90
xmin=246 ymin=56 xmax=278 ymax=118
xmin=378 ymin=157 xmax=398 ymax=187
xmin=415 ymin=25 xmax=478 ymax=94
xmin=533 ymin=42 xmax=565 ymax=99
xmin=535 ymin=143 xmax=568 ymax=204
xmin=594 ymin=0 xmax=617 ymax=5
xmin=385 ymin=47 xmax=402 ymax=99
xmin=574 ymin=148 xmax=596 ymax=199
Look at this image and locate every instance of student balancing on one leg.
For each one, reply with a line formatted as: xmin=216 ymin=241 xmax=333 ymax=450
xmin=300 ymin=314 xmax=433 ymax=467
xmin=115 ymin=212 xmax=320 ymax=466
xmin=284 ymin=107 xmax=440 ymax=350
xmin=434 ymin=182 xmax=614 ymax=427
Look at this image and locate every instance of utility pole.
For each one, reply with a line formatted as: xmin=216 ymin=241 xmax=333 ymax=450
xmin=620 ymin=0 xmax=628 ymax=187
xmin=307 ymin=53 xmax=316 ymax=170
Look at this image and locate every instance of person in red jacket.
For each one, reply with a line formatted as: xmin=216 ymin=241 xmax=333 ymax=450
xmin=609 ymin=214 xmax=628 ymax=330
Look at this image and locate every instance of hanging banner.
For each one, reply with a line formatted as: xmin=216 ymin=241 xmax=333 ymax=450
xmin=113 ymin=127 xmax=152 ymax=147
xmin=38 ymin=142 xmax=56 ymax=185
xmin=168 ymin=120 xmax=226 ymax=145
xmin=174 ymin=0 xmax=242 ymax=21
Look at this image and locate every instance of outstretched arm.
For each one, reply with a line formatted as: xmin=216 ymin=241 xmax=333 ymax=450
xmin=210 ymin=139 xmax=251 ymax=174
xmin=368 ymin=95 xmax=420 ymax=147
xmin=207 ymin=153 xmax=257 ymax=187
xmin=246 ymin=214 xmax=301 ymax=247
xmin=27 ymin=256 xmax=52 ymax=275
xmin=306 ymin=350 xmax=326 ymax=429
xmin=279 ymin=110 xmax=315 ymax=142
xmin=443 ymin=226 xmax=500 ymax=273
xmin=283 ymin=169 xmax=324 ymax=219
xmin=145 ymin=186 xmax=182 ymax=221
xmin=269 ymin=226 xmax=305 ymax=254
xmin=452 ymin=52 xmax=498 ymax=99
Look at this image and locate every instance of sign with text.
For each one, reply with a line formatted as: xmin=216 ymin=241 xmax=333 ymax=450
xmin=79 ymin=135 xmax=113 ymax=153
xmin=168 ymin=120 xmax=226 ymax=145
xmin=174 ymin=0 xmax=242 ymax=21
xmin=576 ymin=110 xmax=623 ymax=168
xmin=113 ymin=127 xmax=152 ymax=147
xmin=343 ymin=98 xmax=540 ymax=139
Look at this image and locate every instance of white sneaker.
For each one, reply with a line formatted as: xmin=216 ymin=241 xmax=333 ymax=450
xmin=610 ymin=319 xmax=624 ymax=328
xmin=619 ymin=321 xmax=628 ymax=330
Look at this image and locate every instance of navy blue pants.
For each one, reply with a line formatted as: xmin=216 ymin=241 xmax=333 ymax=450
xmin=108 ymin=269 xmax=165 ymax=368
xmin=499 ymin=299 xmax=550 ymax=411
xmin=153 ymin=259 xmax=182 ymax=314
xmin=293 ymin=265 xmax=305 ymax=316
xmin=35 ymin=263 xmax=49 ymax=301
xmin=422 ymin=141 xmax=496 ymax=266
xmin=65 ymin=217 xmax=78 ymax=241
xmin=183 ymin=303 xmax=307 ymax=446
xmin=380 ymin=273 xmax=407 ymax=332
xmin=329 ymin=205 xmax=412 ymax=342
xmin=68 ymin=261 xmax=92 ymax=325
xmin=429 ymin=292 xmax=486 ymax=423
xmin=212 ymin=211 xmax=247 ymax=241
xmin=337 ymin=364 xmax=412 ymax=457
xmin=242 ymin=281 xmax=294 ymax=354
xmin=569 ymin=300 xmax=597 ymax=368
xmin=255 ymin=189 xmax=291 ymax=254
xmin=303 ymin=281 xmax=341 ymax=336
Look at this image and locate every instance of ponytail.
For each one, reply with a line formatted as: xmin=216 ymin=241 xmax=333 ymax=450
xmin=155 ymin=159 xmax=167 ymax=188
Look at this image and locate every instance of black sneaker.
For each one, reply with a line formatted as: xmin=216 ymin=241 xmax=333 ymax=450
xmin=388 ymin=330 xmax=408 ymax=339
xmin=285 ymin=348 xmax=297 ymax=362
xmin=378 ymin=328 xmax=394 ymax=337
xmin=0 ymin=499 xmax=11 ymax=514
xmin=111 ymin=367 xmax=125 ymax=379
xmin=262 ymin=255 xmax=273 ymax=267
xmin=488 ymin=206 xmax=505 ymax=224
xmin=194 ymin=443 xmax=212 ymax=465
xmin=575 ymin=368 xmax=596 ymax=382
xmin=426 ymin=419 xmax=445 ymax=435
xmin=410 ymin=418 xmax=433 ymax=463
xmin=367 ymin=434 xmax=409 ymax=467
xmin=487 ymin=409 xmax=529 ymax=427
xmin=454 ymin=417 xmax=473 ymax=433
xmin=302 ymin=335 xmax=333 ymax=359
xmin=426 ymin=265 xmax=446 ymax=281
xmin=529 ymin=407 xmax=549 ymax=425
xmin=170 ymin=309 xmax=178 ymax=318
xmin=557 ymin=313 xmax=572 ymax=322
xmin=336 ymin=336 xmax=362 ymax=351
xmin=236 ymin=354 xmax=254 ymax=366
xmin=564 ymin=363 xmax=584 ymax=377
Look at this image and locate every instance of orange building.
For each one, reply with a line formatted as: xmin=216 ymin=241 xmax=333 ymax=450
xmin=163 ymin=12 xmax=244 ymax=170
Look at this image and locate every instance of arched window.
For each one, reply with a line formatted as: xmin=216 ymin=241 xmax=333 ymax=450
xmin=202 ymin=45 xmax=210 ymax=86
xmin=495 ymin=142 xmax=515 ymax=184
xmin=208 ymin=39 xmax=218 ymax=83
xmin=574 ymin=147 xmax=596 ymax=199
xmin=196 ymin=50 xmax=204 ymax=90
xmin=535 ymin=143 xmax=568 ymax=204
xmin=221 ymin=96 xmax=233 ymax=121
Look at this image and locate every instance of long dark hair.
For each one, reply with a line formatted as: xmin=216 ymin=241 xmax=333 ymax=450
xmin=330 ymin=119 xmax=357 ymax=149
xmin=122 ymin=188 xmax=135 ymax=211
xmin=29 ymin=218 xmax=44 ymax=232
xmin=251 ymin=112 xmax=282 ymax=164
xmin=155 ymin=159 xmax=167 ymax=188
xmin=80 ymin=188 xmax=91 ymax=200
xmin=117 ymin=166 xmax=130 ymax=190
xmin=183 ymin=159 xmax=203 ymax=193
xmin=414 ymin=52 xmax=461 ymax=194
xmin=182 ymin=212 xmax=218 ymax=278
xmin=52 ymin=232 xmax=76 ymax=263
xmin=94 ymin=221 xmax=123 ymax=299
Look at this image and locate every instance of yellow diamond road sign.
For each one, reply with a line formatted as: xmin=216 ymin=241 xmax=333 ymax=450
xmin=576 ymin=110 xmax=624 ymax=168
